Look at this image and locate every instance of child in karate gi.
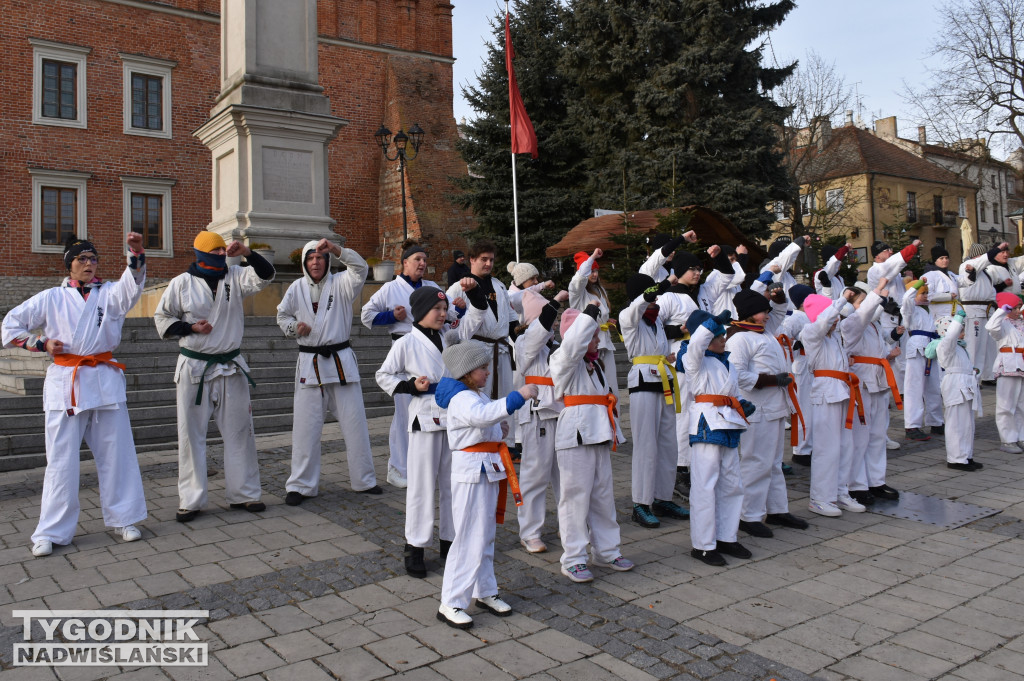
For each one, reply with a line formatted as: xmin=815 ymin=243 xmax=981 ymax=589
xmin=929 ymin=311 xmax=982 ymax=470
xmin=779 ymin=285 xmax=815 ymax=466
xmin=987 ymin=292 xmax=1024 ymax=453
xmin=376 ymin=287 xmax=455 ymax=578
xmin=902 ymin=280 xmax=944 ymax=441
xmin=433 ymin=340 xmax=537 ymax=629
xmin=681 ymin=308 xmax=755 ymax=566
xmin=549 ymin=305 xmax=633 ymax=583
xmin=569 ymin=248 xmax=620 ymax=396
xmin=514 ymin=289 xmax=569 ymax=553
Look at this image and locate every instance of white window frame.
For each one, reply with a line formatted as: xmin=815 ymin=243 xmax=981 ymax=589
xmin=800 ymin=193 xmax=815 ymax=215
xmin=121 ymin=176 xmax=176 ymax=257
xmin=958 ymin=196 xmax=967 ymax=218
xmin=29 ymin=168 xmax=90 ymax=254
xmin=120 ymin=53 xmax=175 ymax=139
xmin=30 ymin=38 xmax=90 ymax=129
xmin=981 ymin=201 xmax=987 ymax=223
xmin=825 ymin=188 xmax=845 ymax=212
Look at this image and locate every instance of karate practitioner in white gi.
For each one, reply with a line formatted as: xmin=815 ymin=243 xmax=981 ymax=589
xmin=361 ymin=243 xmax=452 ymax=488
xmin=514 ymin=288 xmax=568 ymax=554
xmin=639 ymin=232 xmax=697 ymax=282
xmin=986 ymin=292 xmax=1024 ymax=452
xmin=433 ymin=340 xmax=537 ymax=629
xmin=376 ymin=286 xmax=456 ymax=577
xmin=277 ymin=239 xmax=379 ymax=504
xmin=760 ymin=236 xmax=808 ymax=311
xmin=813 ymin=243 xmax=852 ymax=300
xmin=930 ymin=311 xmax=983 ymax=470
xmin=3 ymin=233 xmax=148 ymax=557
xmin=902 ymin=280 xmax=945 ymax=441
xmin=700 ymin=245 xmax=747 ymax=317
xmin=866 ymin=239 xmax=920 ymax=291
xmin=779 ymin=285 xmax=815 ymax=466
xmin=154 ymin=232 xmax=274 ymax=522
xmin=569 ymin=249 xmax=621 ymax=397
xmin=922 ymin=245 xmax=967 ymax=323
xmin=549 ymin=306 xmax=633 ymax=583
xmin=960 ymin=242 xmax=1012 ymax=383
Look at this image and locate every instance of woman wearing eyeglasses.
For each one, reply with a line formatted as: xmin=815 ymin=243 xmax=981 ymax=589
xmin=1 ymin=233 xmax=149 ymax=557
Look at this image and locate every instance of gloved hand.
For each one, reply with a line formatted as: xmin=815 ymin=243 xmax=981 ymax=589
xmin=911 ymin=280 xmax=925 ymax=290
xmin=775 ymin=373 xmax=793 ymax=387
xmin=817 ymin=270 xmax=831 ymax=287
xmin=768 ymin=283 xmax=787 ymax=305
xmin=686 ymin=310 xmax=712 ymax=333
xmin=1003 ymin=304 xmax=1014 ymax=313
xmin=955 ymin=308 xmax=967 ymax=321
xmin=739 ymin=399 xmax=756 ymax=417
xmin=713 ymin=310 xmax=732 ymax=326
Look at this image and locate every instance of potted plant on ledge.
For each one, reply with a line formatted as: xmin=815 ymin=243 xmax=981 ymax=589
xmin=249 ymin=242 xmax=275 ymax=263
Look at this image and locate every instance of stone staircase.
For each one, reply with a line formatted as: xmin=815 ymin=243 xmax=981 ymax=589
xmin=0 ymin=317 xmax=397 ymax=471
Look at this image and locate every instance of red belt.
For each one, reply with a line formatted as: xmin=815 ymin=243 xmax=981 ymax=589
xmin=462 ymin=441 xmax=521 ymax=524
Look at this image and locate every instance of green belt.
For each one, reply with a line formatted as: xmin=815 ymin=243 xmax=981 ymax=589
xmin=179 ymin=347 xmax=256 ymax=405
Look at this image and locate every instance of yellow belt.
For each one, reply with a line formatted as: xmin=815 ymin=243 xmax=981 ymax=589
xmin=599 ymin=322 xmax=624 ymax=343
xmin=632 ymin=355 xmax=680 ymax=413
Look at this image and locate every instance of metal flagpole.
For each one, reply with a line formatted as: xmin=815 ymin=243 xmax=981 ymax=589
xmin=507 ymin=2 xmax=520 ymax=262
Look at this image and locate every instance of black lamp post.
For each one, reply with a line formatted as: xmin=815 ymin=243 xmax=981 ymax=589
xmin=374 ymin=123 xmax=425 ymax=242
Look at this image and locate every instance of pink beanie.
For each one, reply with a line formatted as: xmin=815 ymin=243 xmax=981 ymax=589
xmin=996 ymin=292 xmax=1021 ymax=310
xmin=521 ymin=289 xmax=548 ymax=326
xmin=560 ymin=308 xmax=582 ymax=339
xmin=803 ymin=294 xmax=833 ymax=323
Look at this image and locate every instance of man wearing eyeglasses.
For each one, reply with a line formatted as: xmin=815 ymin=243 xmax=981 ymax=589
xmin=2 ymin=233 xmax=149 ymax=557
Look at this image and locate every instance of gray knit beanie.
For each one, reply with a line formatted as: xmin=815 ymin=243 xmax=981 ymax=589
xmin=506 ymin=261 xmax=540 ymax=287
xmin=966 ymin=243 xmax=985 ymax=259
xmin=442 ymin=338 xmax=492 ymax=379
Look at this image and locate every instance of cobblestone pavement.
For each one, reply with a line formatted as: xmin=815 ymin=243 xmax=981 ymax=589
xmin=1 ymin=389 xmax=1023 ymax=681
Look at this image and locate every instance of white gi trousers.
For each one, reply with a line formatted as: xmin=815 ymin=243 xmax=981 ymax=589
xmin=944 ymin=400 xmax=975 ymax=464
xmin=793 ymin=365 xmax=814 ymax=457
xmin=630 ymin=391 xmax=678 ymax=505
xmin=288 ymin=382 xmax=377 ymax=494
xmin=689 ymin=442 xmax=743 ymax=551
xmin=517 ymin=412 xmax=560 ymax=542
xmin=995 ymin=376 xmax=1024 ymax=444
xmin=965 ymin=312 xmax=996 ymax=381
xmin=33 ymin=406 xmax=147 ymax=545
xmin=176 ymin=372 xmax=261 ymax=510
xmin=809 ymin=401 xmax=853 ymax=503
xmin=441 ymin=464 xmax=498 ymax=609
xmin=738 ymin=418 xmax=789 ymax=521
xmin=388 ymin=393 xmax=411 ymax=477
xmin=903 ymin=356 xmax=944 ymax=428
xmin=850 ymin=390 xmax=890 ymax=491
xmin=675 ymin=376 xmax=692 ymax=467
xmin=557 ymin=443 xmax=622 ymax=569
xmin=405 ymin=430 xmax=454 ymax=547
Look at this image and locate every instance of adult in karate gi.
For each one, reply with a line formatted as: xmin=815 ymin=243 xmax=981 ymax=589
xmin=921 ymin=245 xmax=967 ymax=323
xmin=360 ymin=243 xmax=448 ymax=488
xmin=277 ymin=239 xmax=380 ymax=505
xmin=154 ymin=232 xmax=274 ymax=522
xmin=866 ymin=239 xmax=920 ymax=291
xmin=986 ymin=292 xmax=1024 ymax=453
xmin=3 ymin=234 xmax=148 ymax=557
xmin=960 ymin=242 xmax=1013 ymax=382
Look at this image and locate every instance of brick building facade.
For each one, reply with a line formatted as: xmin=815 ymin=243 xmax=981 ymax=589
xmin=1 ymin=0 xmax=475 ymax=309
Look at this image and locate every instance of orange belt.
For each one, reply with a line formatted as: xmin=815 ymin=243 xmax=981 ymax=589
xmin=784 ymin=374 xmax=807 ymax=447
xmin=462 ymin=441 xmax=522 ymax=525
xmin=52 ymin=351 xmax=126 ymax=408
xmin=850 ymin=355 xmax=904 ymax=410
xmin=524 ymin=376 xmax=554 ymax=386
xmin=776 ymin=334 xmax=795 ymax=362
xmin=813 ymin=369 xmax=866 ymax=429
xmin=693 ymin=394 xmax=749 ymax=424
xmin=563 ymin=393 xmax=619 ymax=451
xmin=999 ymin=347 xmax=1024 ymax=355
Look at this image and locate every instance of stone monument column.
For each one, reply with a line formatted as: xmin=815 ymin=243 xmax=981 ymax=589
xmin=195 ymin=0 xmax=346 ymax=261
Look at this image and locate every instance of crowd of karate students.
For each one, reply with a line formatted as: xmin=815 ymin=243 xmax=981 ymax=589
xmin=4 ymin=226 xmax=1023 ymax=631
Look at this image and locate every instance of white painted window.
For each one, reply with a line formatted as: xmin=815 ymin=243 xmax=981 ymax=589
xmin=121 ymin=176 xmax=176 ymax=257
xmin=120 ymin=54 xmax=175 ymax=139
xmin=29 ymin=168 xmax=90 ymax=254
xmin=30 ymin=39 xmax=90 ymax=129
xmin=800 ymin=194 xmax=815 ymax=215
xmin=958 ymin=197 xmax=967 ymax=218
xmin=825 ymin=188 xmax=845 ymax=211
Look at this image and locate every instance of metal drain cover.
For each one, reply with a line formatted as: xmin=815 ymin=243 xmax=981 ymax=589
xmin=870 ymin=491 xmax=1000 ymax=529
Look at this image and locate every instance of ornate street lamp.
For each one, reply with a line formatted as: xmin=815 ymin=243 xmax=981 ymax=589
xmin=374 ymin=123 xmax=425 ymax=241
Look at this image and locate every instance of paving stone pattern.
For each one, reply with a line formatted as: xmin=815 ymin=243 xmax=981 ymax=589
xmin=0 ymin=390 xmax=1023 ymax=681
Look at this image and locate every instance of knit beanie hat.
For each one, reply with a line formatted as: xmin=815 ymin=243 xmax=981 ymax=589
xmin=821 ymin=244 xmax=839 ymax=263
xmin=560 ymin=308 xmax=582 ymax=340
xmin=853 ymin=281 xmax=870 ymax=295
xmin=626 ymin=273 xmax=656 ymax=301
xmin=193 ymin=231 xmax=226 ymax=254
xmin=402 ymin=243 xmax=426 ymax=261
xmin=931 ymin=244 xmax=950 ymax=260
xmin=871 ymin=240 xmax=891 ymax=258
xmin=63 ymin=235 xmax=97 ymax=269
xmin=733 ymin=289 xmax=771 ymax=321
xmin=441 ymin=338 xmax=492 ymax=379
xmin=410 ymin=286 xmax=449 ymax=323
xmin=966 ymin=243 xmax=985 ymax=259
xmin=803 ymin=294 xmax=833 ymax=323
xmin=507 ymin=261 xmax=540 ymax=287
xmin=671 ymin=250 xmax=701 ymax=275
xmin=521 ymin=289 xmax=548 ymax=326
xmin=788 ymin=284 xmax=814 ymax=310
xmin=768 ymin=238 xmax=788 ymax=259
xmin=574 ymin=251 xmax=597 ymax=270
xmin=997 ymin=292 xmax=1022 ymax=310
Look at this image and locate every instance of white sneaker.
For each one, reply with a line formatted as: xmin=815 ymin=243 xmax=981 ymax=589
xmin=117 ymin=525 xmax=142 ymax=542
xmin=808 ymin=500 xmax=842 ymax=517
xmin=837 ymin=494 xmax=866 ymax=513
xmin=886 ymin=437 xmax=900 ymax=450
xmin=386 ymin=465 xmax=408 ymax=489
xmin=999 ymin=442 xmax=1022 ymax=453
xmin=476 ymin=595 xmax=512 ymax=616
xmin=31 ymin=539 xmax=52 ymax=557
xmin=520 ymin=537 xmax=547 ymax=553
xmin=436 ymin=604 xmax=473 ymax=629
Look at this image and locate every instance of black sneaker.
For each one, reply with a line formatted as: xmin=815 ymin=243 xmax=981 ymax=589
xmin=930 ymin=424 xmax=945 ymax=436
xmin=947 ymin=461 xmax=981 ymax=471
xmin=440 ymin=539 xmax=453 ymax=560
xmin=652 ymin=499 xmax=689 ymax=519
xmin=738 ymin=520 xmax=774 ymax=538
xmin=285 ymin=491 xmax=306 ymax=506
xmin=781 ymin=462 xmax=794 ymax=475
xmin=765 ymin=512 xmax=809 ymax=529
xmin=791 ymin=454 xmax=812 ymax=466
xmin=716 ymin=541 xmax=752 ymax=559
xmin=404 ymin=544 xmax=426 ymax=578
xmin=229 ymin=501 xmax=266 ymax=513
xmin=905 ymin=428 xmax=931 ymax=441
xmin=691 ymin=548 xmax=727 ymax=566
xmin=869 ymin=484 xmax=900 ymax=500
xmin=674 ymin=467 xmax=691 ymax=501
xmin=358 ymin=485 xmax=384 ymax=495
xmin=968 ymin=459 xmax=983 ymax=469
xmin=848 ymin=490 xmax=876 ymax=506
xmin=175 ymin=509 xmax=200 ymax=523
xmin=632 ymin=504 xmax=660 ymax=528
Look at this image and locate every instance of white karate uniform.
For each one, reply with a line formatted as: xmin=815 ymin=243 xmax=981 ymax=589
xmin=277 ymin=246 xmax=376 ymax=495
xmin=901 ymin=289 xmax=944 ymax=429
xmin=959 ymin=252 xmax=1000 ymax=381
xmin=780 ymin=311 xmax=813 ymax=457
xmin=620 ymin=293 xmax=677 ymax=506
xmin=761 ymin=241 xmax=803 ymax=311
xmin=814 ymin=255 xmax=846 ymax=300
xmin=154 ymin=263 xmax=271 ymax=511
xmin=657 ymin=288 xmax=699 ymax=467
xmin=922 ymin=268 xmax=966 ymax=323
xmin=936 ymin=318 xmax=980 ymax=463
xmin=569 ymin=255 xmax=619 ymax=396
xmin=549 ymin=313 xmax=625 ymax=570
xmin=701 ymin=262 xmax=746 ymax=317
xmin=376 ymin=327 xmax=453 ymax=548
xmin=683 ymin=325 xmax=748 ymax=551
xmin=513 ymin=316 xmax=563 ymax=543
xmin=867 ymin=249 xmax=913 ymax=292
xmin=639 ymin=248 xmax=672 ymax=282
xmin=986 ymin=307 xmax=1024 ymax=445
xmin=3 ymin=266 xmax=148 ymax=545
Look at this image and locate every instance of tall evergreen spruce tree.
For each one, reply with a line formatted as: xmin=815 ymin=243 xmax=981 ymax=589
xmin=453 ymin=0 xmax=590 ymax=269
xmin=563 ymin=0 xmax=796 ymax=238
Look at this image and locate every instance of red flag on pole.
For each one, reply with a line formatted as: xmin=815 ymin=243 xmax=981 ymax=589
xmin=505 ymin=12 xmax=538 ymax=159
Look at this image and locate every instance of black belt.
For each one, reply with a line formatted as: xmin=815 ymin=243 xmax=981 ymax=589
xmin=299 ymin=340 xmax=350 ymax=356
xmin=472 ymin=334 xmax=513 ymax=398
xmin=961 ymin=301 xmax=994 ymax=306
xmin=391 ymin=333 xmax=405 ymax=341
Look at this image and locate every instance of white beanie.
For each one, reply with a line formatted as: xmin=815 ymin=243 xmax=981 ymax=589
xmin=442 ymin=338 xmax=492 ymax=380
xmin=507 ymin=261 xmax=539 ymax=287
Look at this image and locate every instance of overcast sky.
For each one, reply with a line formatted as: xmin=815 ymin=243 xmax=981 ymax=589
xmin=450 ymin=0 xmax=945 ymax=139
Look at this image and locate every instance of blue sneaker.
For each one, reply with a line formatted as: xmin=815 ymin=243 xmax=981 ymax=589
xmin=632 ymin=504 xmax=660 ymax=528
xmin=561 ymin=564 xmax=594 ymax=583
xmin=652 ymin=499 xmax=689 ymax=519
